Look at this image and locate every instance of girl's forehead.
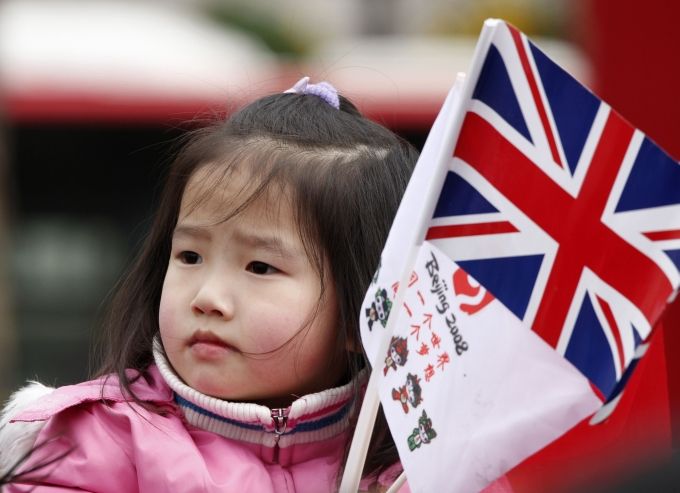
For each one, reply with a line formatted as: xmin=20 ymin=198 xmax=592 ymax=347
xmin=180 ymin=165 xmax=290 ymax=221
xmin=183 ymin=165 xmax=248 ymax=201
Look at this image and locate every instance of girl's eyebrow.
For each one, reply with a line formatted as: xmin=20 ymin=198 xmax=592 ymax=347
xmin=172 ymin=225 xmax=212 ymax=240
xmin=232 ymin=230 xmax=300 ymax=259
xmin=173 ymin=224 xmax=300 ymax=259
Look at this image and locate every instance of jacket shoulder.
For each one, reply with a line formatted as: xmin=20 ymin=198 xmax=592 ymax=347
xmin=10 ymin=366 xmax=173 ymax=423
xmin=0 ymin=381 xmax=55 ymax=475
xmin=0 ymin=366 xmax=173 ymax=477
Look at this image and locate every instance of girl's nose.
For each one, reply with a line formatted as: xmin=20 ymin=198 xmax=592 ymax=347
xmin=190 ymin=277 xmax=234 ymax=320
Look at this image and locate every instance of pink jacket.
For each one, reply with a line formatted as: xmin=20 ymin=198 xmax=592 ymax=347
xmin=2 ymin=364 xmax=514 ymax=492
xmin=4 ymin=365 xmax=396 ymax=493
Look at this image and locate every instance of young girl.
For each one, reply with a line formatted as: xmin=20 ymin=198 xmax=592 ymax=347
xmin=0 ymin=77 xmax=419 ymax=492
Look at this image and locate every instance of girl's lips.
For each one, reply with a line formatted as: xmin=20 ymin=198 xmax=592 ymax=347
xmin=189 ymin=330 xmax=235 ymax=360
xmin=189 ymin=329 xmax=230 ymax=347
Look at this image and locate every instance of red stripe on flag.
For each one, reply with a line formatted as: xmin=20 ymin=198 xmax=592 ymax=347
xmin=596 ymin=295 xmax=626 ymax=371
xmin=426 ymin=221 xmax=518 ymax=239
xmin=643 ymin=229 xmax=680 ymax=241
xmin=509 ymin=26 xmax=563 ymax=169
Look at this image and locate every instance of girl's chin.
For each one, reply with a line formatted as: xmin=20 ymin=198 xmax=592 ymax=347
xmin=190 ymin=379 xmax=270 ymax=404
xmin=191 ymin=381 xmax=239 ymax=400
xmin=182 ymin=370 xmax=239 ymax=400
xmin=175 ymin=362 xmax=278 ymax=404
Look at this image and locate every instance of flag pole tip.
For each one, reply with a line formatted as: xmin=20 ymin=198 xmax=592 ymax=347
xmin=483 ymin=18 xmax=502 ymax=27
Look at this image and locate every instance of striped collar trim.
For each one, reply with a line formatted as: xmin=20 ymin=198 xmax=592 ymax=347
xmin=153 ymin=338 xmax=365 ymax=447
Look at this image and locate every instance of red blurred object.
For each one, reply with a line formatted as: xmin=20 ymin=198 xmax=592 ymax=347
xmin=578 ymin=0 xmax=680 ymax=162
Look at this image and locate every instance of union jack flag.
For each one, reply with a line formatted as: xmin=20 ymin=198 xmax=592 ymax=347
xmin=426 ymin=22 xmax=680 ymax=403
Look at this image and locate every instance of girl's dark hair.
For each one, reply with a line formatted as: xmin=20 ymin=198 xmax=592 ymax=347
xmin=93 ymin=87 xmax=419 ymax=478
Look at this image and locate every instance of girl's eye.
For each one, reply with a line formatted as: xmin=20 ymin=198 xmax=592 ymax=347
xmin=179 ymin=251 xmax=202 ymax=265
xmin=246 ymin=261 xmax=279 ymax=275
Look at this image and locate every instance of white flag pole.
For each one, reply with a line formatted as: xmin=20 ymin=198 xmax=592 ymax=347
xmin=385 ymin=472 xmax=407 ymax=493
xmin=339 ymin=20 xmax=501 ymax=492
xmin=339 ymin=246 xmax=420 ymax=492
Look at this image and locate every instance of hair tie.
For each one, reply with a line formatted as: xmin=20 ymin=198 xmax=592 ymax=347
xmin=284 ymin=76 xmax=340 ymax=110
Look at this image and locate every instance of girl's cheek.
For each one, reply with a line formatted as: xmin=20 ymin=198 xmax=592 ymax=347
xmin=247 ymin=313 xmax=300 ymax=354
xmin=247 ymin=327 xmax=288 ymax=354
xmin=158 ymin=295 xmax=176 ymax=337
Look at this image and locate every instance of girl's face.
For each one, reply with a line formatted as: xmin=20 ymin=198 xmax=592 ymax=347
xmin=159 ymin=167 xmax=345 ymax=407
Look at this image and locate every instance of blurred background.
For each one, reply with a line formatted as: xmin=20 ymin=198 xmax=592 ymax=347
xmin=0 ymin=0 xmax=591 ymax=396
xmin=1 ymin=0 xmax=679 ymax=491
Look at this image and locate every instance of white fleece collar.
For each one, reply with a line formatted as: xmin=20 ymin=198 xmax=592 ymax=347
xmin=153 ymin=338 xmax=365 ymax=448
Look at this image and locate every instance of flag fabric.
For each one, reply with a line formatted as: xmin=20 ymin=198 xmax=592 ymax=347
xmin=426 ymin=20 xmax=680 ymax=412
xmin=358 ymin=18 xmax=680 ymax=493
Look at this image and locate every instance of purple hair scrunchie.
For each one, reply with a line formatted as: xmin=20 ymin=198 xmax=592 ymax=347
xmin=284 ymin=76 xmax=340 ymax=110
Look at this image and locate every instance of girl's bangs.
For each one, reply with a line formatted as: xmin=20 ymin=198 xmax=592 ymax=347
xmin=180 ymin=139 xmax=329 ymax=280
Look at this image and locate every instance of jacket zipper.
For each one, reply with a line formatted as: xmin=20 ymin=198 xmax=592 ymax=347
xmin=271 ymin=408 xmax=288 ymax=463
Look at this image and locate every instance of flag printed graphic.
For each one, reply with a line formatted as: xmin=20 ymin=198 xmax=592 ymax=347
xmin=355 ymin=18 xmax=680 ymax=493
xmin=377 ymin=242 xmax=600 ymax=492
